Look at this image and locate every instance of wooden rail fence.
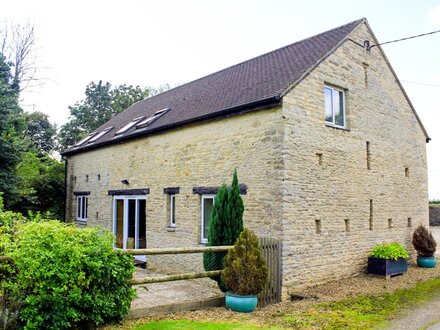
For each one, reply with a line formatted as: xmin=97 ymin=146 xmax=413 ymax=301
xmin=125 ymin=237 xmax=281 ymax=306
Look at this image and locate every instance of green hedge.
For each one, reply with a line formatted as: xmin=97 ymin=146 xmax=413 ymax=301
xmin=3 ymin=221 xmax=136 ymax=329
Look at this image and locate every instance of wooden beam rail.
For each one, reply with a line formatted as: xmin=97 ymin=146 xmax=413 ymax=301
xmin=129 ymin=270 xmax=222 ymax=285
xmin=124 ymin=245 xmax=233 ymax=256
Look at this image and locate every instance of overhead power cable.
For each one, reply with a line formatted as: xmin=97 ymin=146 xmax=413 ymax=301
xmin=368 ymin=29 xmax=440 ymax=50
xmin=401 ymin=80 xmax=440 ymax=88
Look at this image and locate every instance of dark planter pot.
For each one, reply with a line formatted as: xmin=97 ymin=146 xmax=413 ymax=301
xmin=225 ymin=292 xmax=258 ymax=313
xmin=367 ymin=257 xmax=408 ymax=276
xmin=417 ymin=256 xmax=437 ymax=268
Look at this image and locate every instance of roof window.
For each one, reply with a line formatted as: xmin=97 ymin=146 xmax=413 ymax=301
xmin=74 ymin=133 xmax=97 ymax=147
xmin=115 ymin=116 xmax=145 ymax=135
xmin=136 ymin=108 xmax=171 ymax=128
xmin=87 ymin=127 xmax=114 ymax=143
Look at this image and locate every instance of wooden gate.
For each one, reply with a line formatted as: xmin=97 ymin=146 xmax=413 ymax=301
xmin=126 ymin=236 xmax=282 ymax=307
xmin=258 ymin=237 xmax=282 ymax=307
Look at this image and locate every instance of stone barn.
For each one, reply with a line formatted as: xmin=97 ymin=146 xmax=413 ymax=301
xmin=62 ymin=18 xmax=429 ymax=296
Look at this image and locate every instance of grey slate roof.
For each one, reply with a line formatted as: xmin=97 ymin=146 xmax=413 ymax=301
xmin=63 ymin=18 xmax=365 ymax=155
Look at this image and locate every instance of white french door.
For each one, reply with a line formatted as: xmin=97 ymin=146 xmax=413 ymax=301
xmin=113 ymin=195 xmax=146 ymax=250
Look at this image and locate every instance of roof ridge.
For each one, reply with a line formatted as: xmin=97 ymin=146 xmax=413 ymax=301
xmin=140 ymin=18 xmax=365 ymax=103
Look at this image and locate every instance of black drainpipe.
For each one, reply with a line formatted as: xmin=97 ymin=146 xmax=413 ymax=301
xmin=62 ymin=156 xmax=68 ymax=222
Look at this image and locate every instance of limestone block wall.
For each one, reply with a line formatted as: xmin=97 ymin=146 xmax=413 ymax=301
xmin=281 ymin=22 xmax=429 ymax=292
xmin=66 ymin=107 xmax=284 ymax=273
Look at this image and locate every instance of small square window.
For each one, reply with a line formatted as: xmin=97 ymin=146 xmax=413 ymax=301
xmin=325 ymin=85 xmax=345 ymax=128
xmin=76 ymin=196 xmax=88 ymax=222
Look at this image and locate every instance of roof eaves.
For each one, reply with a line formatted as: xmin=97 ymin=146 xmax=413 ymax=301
xmin=61 ymin=94 xmax=282 ymax=156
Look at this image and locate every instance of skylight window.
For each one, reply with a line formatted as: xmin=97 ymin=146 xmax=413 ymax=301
xmin=115 ymin=116 xmax=145 ymax=135
xmin=136 ymin=108 xmax=171 ymax=128
xmin=87 ymin=127 xmax=114 ymax=143
xmin=74 ymin=133 xmax=97 ymax=147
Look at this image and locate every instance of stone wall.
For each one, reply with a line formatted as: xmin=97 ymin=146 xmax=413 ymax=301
xmin=430 ymin=205 xmax=440 ymax=226
xmin=280 ymin=22 xmax=428 ymax=293
xmin=66 ymin=107 xmax=285 ymax=273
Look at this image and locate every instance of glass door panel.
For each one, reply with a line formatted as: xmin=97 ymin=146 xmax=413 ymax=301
xmin=138 ymin=199 xmax=146 ymax=249
xmin=115 ymin=200 xmax=124 ymax=249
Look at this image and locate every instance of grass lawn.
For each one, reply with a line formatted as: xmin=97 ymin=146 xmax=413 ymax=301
xmin=111 ymin=277 xmax=440 ymax=330
xmin=131 ymin=320 xmax=283 ymax=330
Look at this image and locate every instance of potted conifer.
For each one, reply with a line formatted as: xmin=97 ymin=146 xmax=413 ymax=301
xmin=221 ymin=228 xmax=268 ymax=313
xmin=412 ymin=225 xmax=437 ymax=268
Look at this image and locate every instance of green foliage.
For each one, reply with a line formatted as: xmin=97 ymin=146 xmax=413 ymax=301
xmin=221 ymin=228 xmax=268 ymax=296
xmin=24 ymin=111 xmax=57 ymax=154
xmin=3 ymin=221 xmax=136 ymax=329
xmin=203 ymin=169 xmax=244 ymax=291
xmin=9 ymin=152 xmax=64 ymax=219
xmin=58 ymin=81 xmax=150 ymax=150
xmin=430 ymin=199 xmax=440 ymax=205
xmin=0 ymin=53 xmax=27 ymax=209
xmin=412 ymin=225 xmax=437 ymax=257
xmin=370 ymin=243 xmax=409 ymax=260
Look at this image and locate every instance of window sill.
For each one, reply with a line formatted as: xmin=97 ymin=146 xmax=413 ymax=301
xmin=75 ymin=219 xmax=87 ymax=225
xmin=166 ymin=226 xmax=176 ymax=232
xmin=325 ymin=123 xmax=349 ymax=131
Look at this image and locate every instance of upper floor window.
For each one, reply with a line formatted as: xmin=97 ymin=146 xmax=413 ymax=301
xmin=324 ymin=85 xmax=345 ymax=128
xmin=76 ymin=196 xmax=88 ymax=222
xmin=170 ymin=194 xmax=176 ymax=227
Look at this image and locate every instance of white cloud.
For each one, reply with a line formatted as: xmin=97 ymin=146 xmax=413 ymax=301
xmin=428 ymin=5 xmax=440 ymax=28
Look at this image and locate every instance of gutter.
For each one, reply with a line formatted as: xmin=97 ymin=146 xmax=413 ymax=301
xmin=62 ymin=156 xmax=67 ymax=222
xmin=61 ymin=94 xmax=282 ymax=156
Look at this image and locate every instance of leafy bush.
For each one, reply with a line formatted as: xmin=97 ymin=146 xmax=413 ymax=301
xmin=370 ymin=243 xmax=409 ymax=260
xmin=221 ymin=228 xmax=268 ymax=296
xmin=412 ymin=225 xmax=437 ymax=257
xmin=3 ymin=221 xmax=135 ymax=329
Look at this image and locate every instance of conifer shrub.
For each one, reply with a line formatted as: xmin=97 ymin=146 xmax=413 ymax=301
xmin=221 ymin=228 xmax=268 ymax=296
xmin=203 ymin=169 xmax=244 ymax=291
xmin=412 ymin=225 xmax=437 ymax=257
xmin=3 ymin=221 xmax=135 ymax=329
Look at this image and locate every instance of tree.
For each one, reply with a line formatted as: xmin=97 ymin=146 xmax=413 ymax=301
xmin=203 ymin=169 xmax=244 ymax=291
xmin=8 ymin=152 xmax=64 ymax=219
xmin=0 ymin=53 xmax=26 ymax=209
xmin=24 ymin=111 xmax=57 ymax=154
xmin=0 ymin=22 xmax=38 ymax=92
xmin=58 ymin=81 xmax=150 ymax=151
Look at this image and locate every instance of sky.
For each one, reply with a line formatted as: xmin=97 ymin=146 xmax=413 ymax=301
xmin=2 ymin=0 xmax=440 ymax=198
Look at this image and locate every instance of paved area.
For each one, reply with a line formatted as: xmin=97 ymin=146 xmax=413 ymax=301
xmin=386 ymin=226 xmax=440 ymax=329
xmin=129 ymin=267 xmax=223 ymax=317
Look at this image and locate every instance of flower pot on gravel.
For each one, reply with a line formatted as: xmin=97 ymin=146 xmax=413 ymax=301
xmin=412 ymin=225 xmax=437 ymax=268
xmin=417 ymin=256 xmax=437 ymax=268
xmin=368 ymin=257 xmax=408 ymax=276
xmin=368 ymin=243 xmax=409 ymax=277
xmin=225 ymin=292 xmax=258 ymax=313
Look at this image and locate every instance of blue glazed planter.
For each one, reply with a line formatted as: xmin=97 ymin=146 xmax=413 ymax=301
xmin=225 ymin=292 xmax=258 ymax=313
xmin=417 ymin=257 xmax=437 ymax=268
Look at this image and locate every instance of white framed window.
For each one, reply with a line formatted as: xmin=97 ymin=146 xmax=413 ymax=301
xmin=88 ymin=126 xmax=114 ymax=143
xmin=136 ymin=108 xmax=171 ymax=128
xmin=170 ymin=194 xmax=176 ymax=227
xmin=324 ymin=85 xmax=345 ymax=128
xmin=201 ymin=194 xmax=215 ymax=244
xmin=113 ymin=195 xmax=147 ymax=250
xmin=115 ymin=117 xmax=145 ymax=135
xmin=76 ymin=196 xmax=88 ymax=221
